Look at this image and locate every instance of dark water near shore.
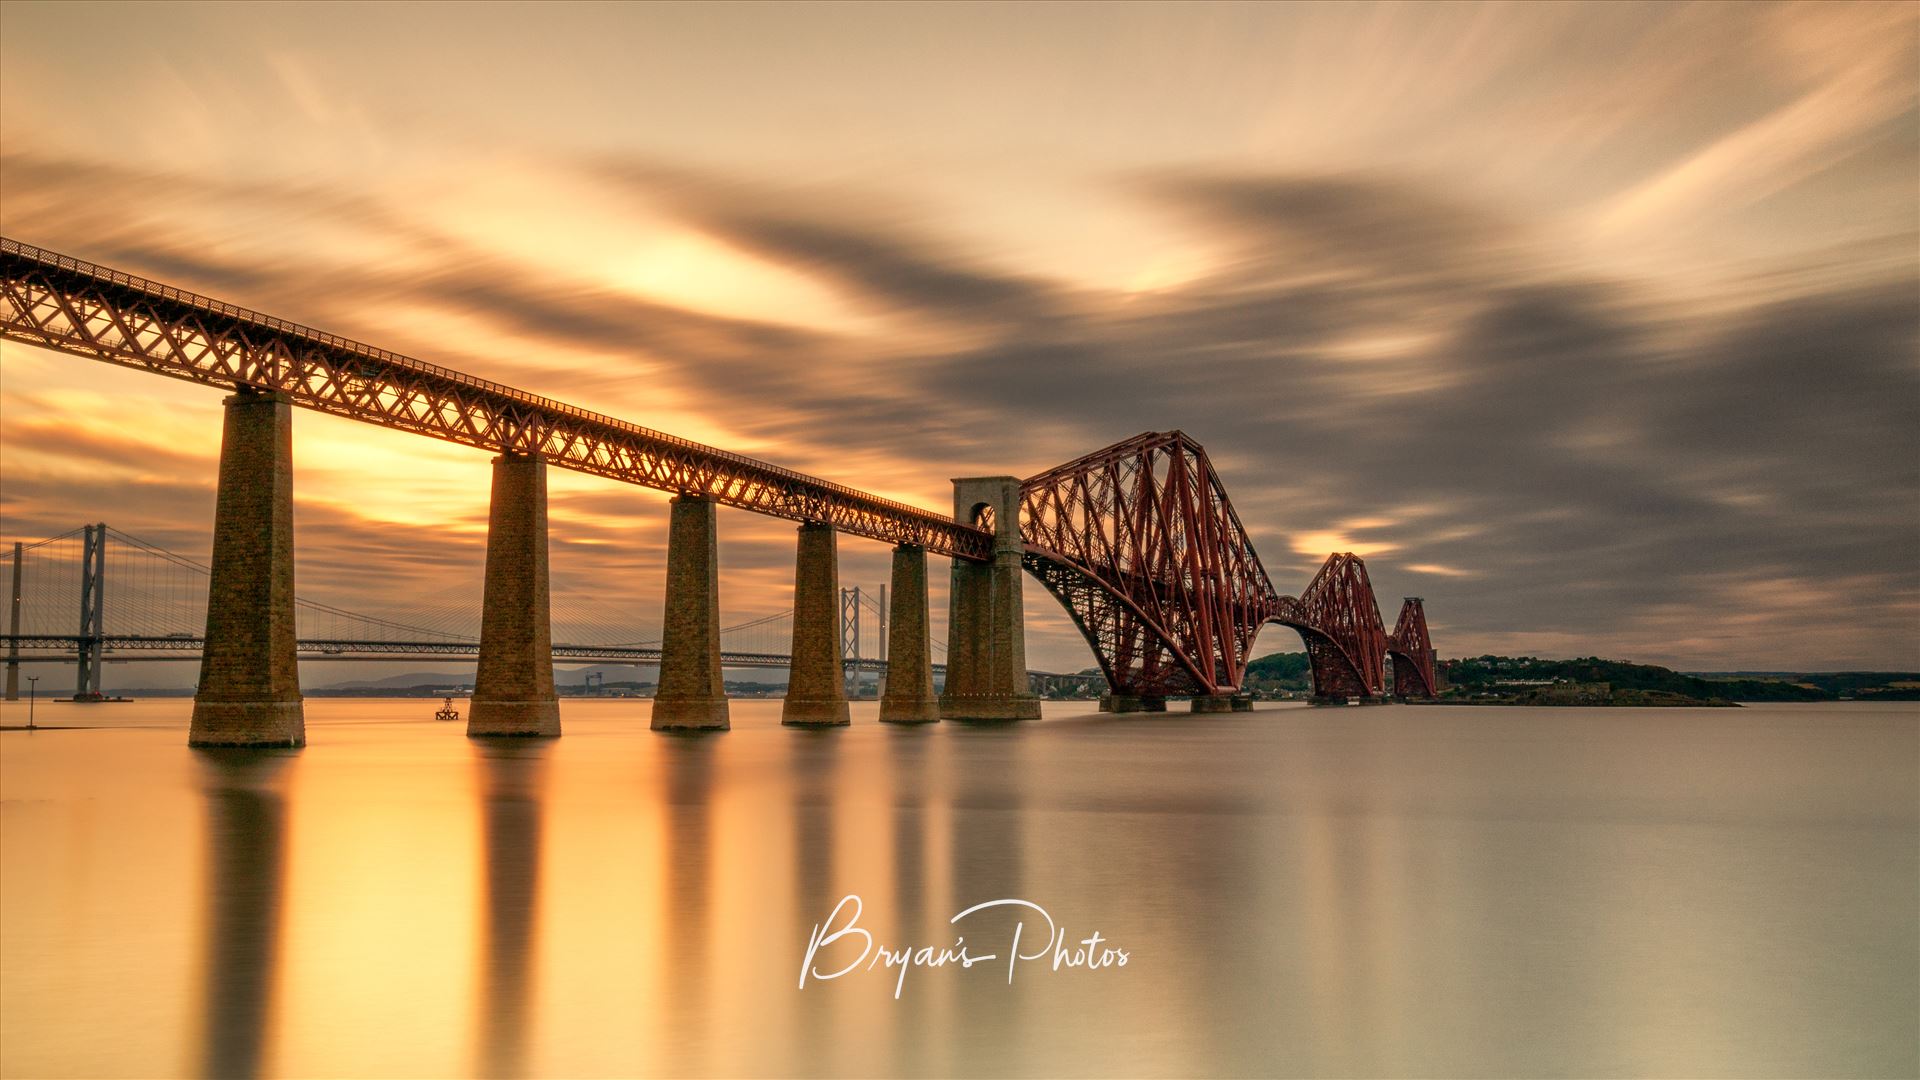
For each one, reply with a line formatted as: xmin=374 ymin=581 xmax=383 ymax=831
xmin=2 ymin=698 xmax=1915 ymax=1078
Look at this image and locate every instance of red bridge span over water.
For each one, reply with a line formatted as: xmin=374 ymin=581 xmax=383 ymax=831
xmin=0 ymin=236 xmax=1436 ymax=746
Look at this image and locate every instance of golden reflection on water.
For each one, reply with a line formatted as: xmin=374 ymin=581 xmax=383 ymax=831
xmin=0 ymin=699 xmax=1915 ymax=1078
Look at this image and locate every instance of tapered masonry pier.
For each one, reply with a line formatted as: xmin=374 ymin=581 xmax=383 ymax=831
xmin=940 ymin=477 xmax=1042 ymax=722
xmin=782 ymin=521 xmax=850 ymax=726
xmin=1189 ymin=694 xmax=1255 ymax=713
xmin=878 ymin=544 xmax=939 ymax=723
xmin=468 ymin=452 xmax=561 ymax=737
xmin=652 ymin=494 xmax=729 ymax=731
xmin=1100 ymin=695 xmax=1165 ymax=713
xmin=190 ymin=388 xmax=304 ymax=747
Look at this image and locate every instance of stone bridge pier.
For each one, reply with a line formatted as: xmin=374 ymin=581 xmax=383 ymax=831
xmin=783 ymin=521 xmax=850 ymax=726
xmin=468 ymin=451 xmax=561 ymax=737
xmin=940 ymin=477 xmax=1041 ymax=723
xmin=878 ymin=544 xmax=938 ymax=723
xmin=190 ymin=388 xmax=304 ymax=748
xmin=652 ymin=494 xmax=729 ymax=731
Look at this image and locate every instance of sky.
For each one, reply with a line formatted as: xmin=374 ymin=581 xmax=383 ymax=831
xmin=0 ymin=0 xmax=1915 ymax=682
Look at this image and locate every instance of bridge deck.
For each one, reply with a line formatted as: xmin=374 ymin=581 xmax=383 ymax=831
xmin=0 ymin=237 xmax=992 ymax=560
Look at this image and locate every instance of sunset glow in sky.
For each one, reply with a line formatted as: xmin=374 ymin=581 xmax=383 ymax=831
xmin=1 ymin=1 xmax=1915 ymax=674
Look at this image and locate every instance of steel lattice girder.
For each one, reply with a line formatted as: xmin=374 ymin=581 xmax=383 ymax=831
xmin=1276 ymin=553 xmax=1390 ymax=699
xmin=1018 ymin=431 xmax=1295 ymax=697
xmin=1017 ymin=433 xmax=1409 ymax=701
xmin=1387 ymin=597 xmax=1437 ymax=698
xmin=0 ymin=238 xmax=991 ymax=561
xmin=0 ymin=236 xmax=1431 ymax=696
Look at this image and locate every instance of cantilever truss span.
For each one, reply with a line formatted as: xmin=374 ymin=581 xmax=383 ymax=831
xmin=1018 ymin=432 xmax=1409 ymax=701
xmin=0 ymin=237 xmax=991 ymax=561
xmin=1018 ymin=431 xmax=1289 ymax=697
xmin=1278 ymin=552 xmax=1389 ymax=700
xmin=1387 ymin=597 xmax=1437 ymax=698
xmin=2 ymin=237 xmax=1435 ymax=703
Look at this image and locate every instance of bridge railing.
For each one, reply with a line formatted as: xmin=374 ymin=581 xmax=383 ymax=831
xmin=1 ymin=237 xmax=988 ymax=552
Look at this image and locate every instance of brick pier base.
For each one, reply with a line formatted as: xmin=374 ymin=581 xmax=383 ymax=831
xmin=782 ymin=522 xmax=849 ymax=726
xmin=469 ymin=453 xmax=560 ymax=738
xmin=1099 ymin=694 xmax=1165 ymax=713
xmin=190 ymin=389 xmax=304 ymax=748
xmin=940 ymin=477 xmax=1042 ymax=723
xmin=652 ymin=494 xmax=729 ymax=731
xmin=879 ymin=544 xmax=939 ymax=724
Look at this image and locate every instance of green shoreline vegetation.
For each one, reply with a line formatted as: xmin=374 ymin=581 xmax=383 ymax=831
xmin=1245 ymin=653 xmax=1920 ymax=706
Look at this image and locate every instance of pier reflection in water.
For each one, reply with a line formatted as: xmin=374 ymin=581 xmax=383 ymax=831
xmin=0 ymin=698 xmax=1914 ymax=1078
xmin=472 ymin=742 xmax=547 ymax=1079
xmin=657 ymin=735 xmax=716 ymax=1076
xmin=194 ymin=750 xmax=293 ymax=1080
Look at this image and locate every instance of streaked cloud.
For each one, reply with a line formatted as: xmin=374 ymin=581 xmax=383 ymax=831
xmin=1 ymin=1 xmax=1914 ymax=675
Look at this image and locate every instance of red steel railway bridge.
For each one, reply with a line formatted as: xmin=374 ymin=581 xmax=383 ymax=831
xmin=0 ymin=236 xmax=1437 ymax=746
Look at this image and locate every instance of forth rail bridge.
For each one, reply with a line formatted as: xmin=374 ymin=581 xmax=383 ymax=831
xmin=0 ymin=236 xmax=1437 ymax=746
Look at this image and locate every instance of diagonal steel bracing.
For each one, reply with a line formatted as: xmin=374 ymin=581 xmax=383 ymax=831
xmin=0 ymin=237 xmax=991 ymax=561
xmin=1019 ymin=432 xmax=1406 ymax=700
xmin=1387 ymin=597 xmax=1437 ymax=698
xmin=2 ymin=238 xmax=1435 ymax=703
xmin=1281 ymin=552 xmax=1389 ymax=699
xmin=1018 ymin=431 xmax=1300 ymax=697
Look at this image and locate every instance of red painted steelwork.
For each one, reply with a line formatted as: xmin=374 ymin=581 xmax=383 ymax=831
xmin=2 ymin=238 xmax=1438 ymax=702
xmin=1387 ymin=597 xmax=1437 ymax=698
xmin=1277 ymin=553 xmax=1389 ymax=700
xmin=1019 ymin=432 xmax=1406 ymax=701
xmin=1019 ymin=431 xmax=1293 ymax=697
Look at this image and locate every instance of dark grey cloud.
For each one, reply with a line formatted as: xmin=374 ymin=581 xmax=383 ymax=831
xmin=4 ymin=152 xmax=1915 ymax=669
xmin=1658 ymin=283 xmax=1919 ymax=484
xmin=1156 ymin=172 xmax=1523 ymax=291
xmin=577 ymin=163 xmax=1920 ymax=666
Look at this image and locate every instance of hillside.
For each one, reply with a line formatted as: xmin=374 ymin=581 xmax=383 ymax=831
xmin=1444 ymin=656 xmax=1827 ymax=702
xmin=1245 ymin=652 xmax=1918 ymax=703
xmin=1245 ymin=651 xmax=1313 ymax=691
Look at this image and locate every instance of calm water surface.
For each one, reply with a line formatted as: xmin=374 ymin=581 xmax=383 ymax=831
xmin=1 ymin=698 xmax=1915 ymax=1078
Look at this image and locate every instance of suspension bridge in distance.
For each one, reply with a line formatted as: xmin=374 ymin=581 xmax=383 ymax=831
xmin=0 ymin=526 xmax=1101 ymax=698
xmin=0 ymin=236 xmax=1437 ymax=747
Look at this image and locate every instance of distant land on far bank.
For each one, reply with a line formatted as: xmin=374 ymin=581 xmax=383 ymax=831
xmin=1244 ymin=654 xmax=1920 ymax=705
xmin=76 ymin=654 xmax=1920 ymax=705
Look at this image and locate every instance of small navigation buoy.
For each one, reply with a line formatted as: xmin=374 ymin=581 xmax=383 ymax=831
xmin=435 ymin=696 xmax=461 ymax=722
